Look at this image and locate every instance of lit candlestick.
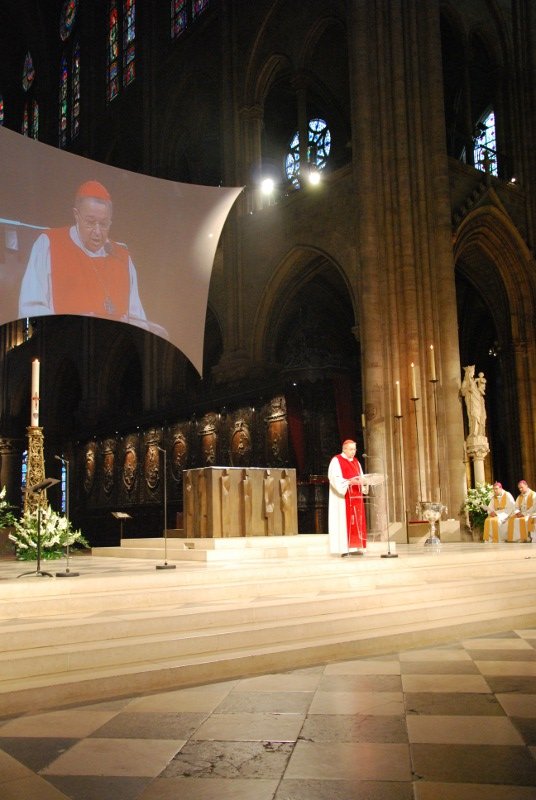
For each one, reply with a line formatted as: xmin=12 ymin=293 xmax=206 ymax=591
xmin=361 ymin=413 xmax=366 ymax=430
xmin=410 ymin=362 xmax=418 ymax=399
xmin=395 ymin=381 xmax=402 ymax=417
xmin=429 ymin=344 xmax=437 ymax=382
xmin=31 ymin=358 xmax=40 ymax=427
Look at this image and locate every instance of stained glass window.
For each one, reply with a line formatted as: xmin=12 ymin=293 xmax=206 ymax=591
xmin=474 ymin=110 xmax=498 ymax=176
xmin=107 ymin=0 xmax=136 ymax=101
xmin=171 ymin=0 xmax=188 ymax=38
xmin=31 ymin=100 xmax=39 ymax=139
xmin=59 ymin=54 xmax=69 ymax=147
xmin=21 ymin=450 xmax=28 ymax=492
xmin=60 ymin=0 xmax=78 ymax=41
xmin=107 ymin=1 xmax=120 ymax=101
xmin=22 ymin=102 xmax=29 ymax=135
xmin=192 ymin=0 xmax=209 ymax=19
xmin=0 ymin=95 xmax=4 ymax=126
xmin=22 ymin=52 xmax=35 ymax=92
xmin=123 ymin=0 xmax=136 ymax=87
xmin=71 ymin=40 xmax=81 ymax=139
xmin=285 ymin=118 xmax=331 ymax=189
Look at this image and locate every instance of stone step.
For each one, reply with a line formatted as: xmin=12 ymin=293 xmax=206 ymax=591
xmin=1 ymin=576 xmax=534 ymax=682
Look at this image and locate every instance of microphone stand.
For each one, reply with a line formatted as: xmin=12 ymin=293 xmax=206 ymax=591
xmin=55 ymin=455 xmax=79 ymax=577
xmin=156 ymin=445 xmax=175 ymax=570
xmin=363 ymin=452 xmax=398 ymax=559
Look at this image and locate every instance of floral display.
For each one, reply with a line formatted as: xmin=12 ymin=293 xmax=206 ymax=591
xmin=9 ymin=505 xmax=88 ymax=561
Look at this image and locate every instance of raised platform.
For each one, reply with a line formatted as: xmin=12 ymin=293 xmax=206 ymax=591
xmin=1 ymin=537 xmax=536 ymax=718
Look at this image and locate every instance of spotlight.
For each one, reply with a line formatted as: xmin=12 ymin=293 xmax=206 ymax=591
xmin=260 ymin=177 xmax=275 ymax=195
xmin=307 ymin=169 xmax=321 ymax=186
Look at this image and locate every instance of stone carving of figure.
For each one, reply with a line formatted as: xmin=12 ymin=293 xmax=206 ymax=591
xmin=263 ymin=468 xmax=275 ymax=535
xmin=280 ymin=468 xmax=294 ymax=534
xmin=123 ymin=445 xmax=138 ymax=493
xmin=220 ymin=468 xmax=231 ymax=536
xmin=184 ymin=470 xmax=194 ymax=535
xmin=460 ymin=365 xmax=487 ymax=438
xmin=241 ymin=469 xmax=252 ymax=536
xmin=83 ymin=443 xmax=96 ymax=494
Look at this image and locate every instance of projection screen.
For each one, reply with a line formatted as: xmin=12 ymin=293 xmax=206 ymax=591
xmin=0 ymin=127 xmax=242 ymax=375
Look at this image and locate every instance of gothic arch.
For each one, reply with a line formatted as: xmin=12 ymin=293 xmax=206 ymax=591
xmin=454 ymin=203 xmax=535 ymax=340
xmin=454 ymin=203 xmax=536 ymax=483
xmin=252 ymin=246 xmax=357 ymax=366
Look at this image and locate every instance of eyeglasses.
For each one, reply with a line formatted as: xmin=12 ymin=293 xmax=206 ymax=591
xmin=77 ymin=215 xmax=112 ymax=231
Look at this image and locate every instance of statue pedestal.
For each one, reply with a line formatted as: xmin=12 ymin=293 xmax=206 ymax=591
xmin=183 ymin=467 xmax=298 ymax=538
xmin=465 ymin=435 xmax=490 ymax=485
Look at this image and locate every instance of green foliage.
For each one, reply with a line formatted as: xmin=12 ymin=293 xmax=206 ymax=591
xmin=461 ymin=483 xmax=493 ymax=530
xmin=9 ymin=505 xmax=89 ymax=561
xmin=0 ymin=485 xmax=17 ymax=529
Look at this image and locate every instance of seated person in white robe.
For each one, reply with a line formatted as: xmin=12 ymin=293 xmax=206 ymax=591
xmin=507 ymin=480 xmax=536 ymax=542
xmin=483 ymin=481 xmax=516 ymax=542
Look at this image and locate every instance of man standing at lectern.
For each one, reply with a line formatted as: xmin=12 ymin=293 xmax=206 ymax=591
xmin=328 ymin=439 xmax=367 ymax=556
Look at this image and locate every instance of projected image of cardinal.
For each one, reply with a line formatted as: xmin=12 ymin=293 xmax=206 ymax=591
xmin=18 ymin=180 xmax=163 ymax=334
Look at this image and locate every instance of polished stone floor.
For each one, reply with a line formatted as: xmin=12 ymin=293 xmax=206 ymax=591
xmin=1 ymin=629 xmax=536 ymax=799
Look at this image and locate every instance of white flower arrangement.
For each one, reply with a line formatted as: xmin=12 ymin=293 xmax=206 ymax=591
xmin=461 ymin=482 xmax=493 ymax=531
xmin=9 ymin=505 xmax=89 ymax=561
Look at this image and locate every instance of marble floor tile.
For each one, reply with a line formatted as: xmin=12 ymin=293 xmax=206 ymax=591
xmin=215 ymin=691 xmax=313 ymax=714
xmin=400 ymin=660 xmax=479 ymax=674
xmin=475 ymin=660 xmax=536 ymax=676
xmin=411 ymin=743 xmax=536 ymax=786
xmin=124 ymin=684 xmax=236 ymax=713
xmin=231 ymin=673 xmax=322 ymax=692
xmin=399 ymin=648 xmax=469 ymax=661
xmin=45 ymin=775 xmax=152 ymax=800
xmin=323 ymin=659 xmax=401 ymax=675
xmin=463 ymin=637 xmax=532 ymax=649
xmin=138 ymin=776 xmax=279 ymax=800
xmin=414 ymin=781 xmax=536 ymax=799
xmin=318 ymin=673 xmax=402 ymax=692
xmin=192 ymin=711 xmax=304 ymax=742
xmin=275 ymin=777 xmax=414 ymax=800
xmin=402 ymin=674 xmax=490 ymax=693
xmin=406 ymin=715 xmax=524 ymax=745
xmin=0 ymin=737 xmax=78 ymax=772
xmin=299 ymin=712 xmax=408 ymax=743
xmin=88 ymin=711 xmax=206 ymax=740
xmin=0 ymin=775 xmax=72 ymax=800
xmin=510 ymin=717 xmax=536 ymax=745
xmin=161 ymin=740 xmax=293 ymax=779
xmin=0 ymin=708 xmax=119 ymax=738
xmin=308 ymin=690 xmax=404 ymax=716
xmin=404 ymin=691 xmax=504 ymax=716
xmin=467 ymin=650 xmax=536 ymax=661
xmin=496 ymin=692 xmax=536 ymax=717
xmin=485 ymin=676 xmax=536 ymax=693
xmin=39 ymin=737 xmax=185 ymax=777
xmin=284 ymin=740 xmax=412 ymax=782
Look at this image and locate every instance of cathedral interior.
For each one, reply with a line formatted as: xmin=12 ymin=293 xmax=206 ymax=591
xmin=0 ymin=0 xmax=534 ymax=546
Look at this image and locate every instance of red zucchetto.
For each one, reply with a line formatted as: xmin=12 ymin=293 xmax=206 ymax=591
xmin=75 ymin=180 xmax=111 ymax=203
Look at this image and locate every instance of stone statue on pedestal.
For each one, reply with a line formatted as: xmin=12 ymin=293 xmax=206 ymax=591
xmin=461 ymin=365 xmax=489 ymax=484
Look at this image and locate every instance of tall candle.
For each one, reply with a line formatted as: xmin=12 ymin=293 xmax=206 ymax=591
xmin=395 ymin=381 xmax=402 ymax=417
xmin=429 ymin=344 xmax=437 ymax=382
xmin=31 ymin=358 xmax=40 ymax=427
xmin=410 ymin=362 xmax=418 ymax=399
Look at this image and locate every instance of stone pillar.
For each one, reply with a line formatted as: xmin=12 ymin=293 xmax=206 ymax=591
xmin=347 ymin=0 xmax=466 ymax=524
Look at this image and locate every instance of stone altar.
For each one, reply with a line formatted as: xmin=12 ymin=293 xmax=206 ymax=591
xmin=183 ymin=467 xmax=298 ymax=538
